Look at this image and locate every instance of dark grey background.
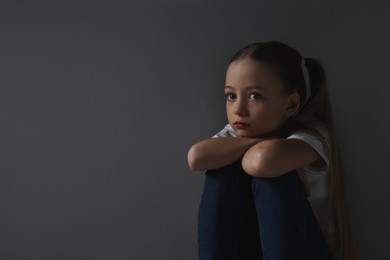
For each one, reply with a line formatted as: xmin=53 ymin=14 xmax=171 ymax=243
xmin=0 ymin=0 xmax=389 ymax=259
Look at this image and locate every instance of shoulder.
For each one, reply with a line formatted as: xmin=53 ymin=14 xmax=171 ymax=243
xmin=287 ymin=122 xmax=330 ymax=174
xmin=289 ymin=121 xmax=329 ymax=137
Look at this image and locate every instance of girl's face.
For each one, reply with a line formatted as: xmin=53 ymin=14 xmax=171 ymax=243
xmin=225 ymin=58 xmax=299 ymax=138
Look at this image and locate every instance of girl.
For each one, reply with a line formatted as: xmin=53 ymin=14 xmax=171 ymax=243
xmin=187 ymin=41 xmax=355 ymax=260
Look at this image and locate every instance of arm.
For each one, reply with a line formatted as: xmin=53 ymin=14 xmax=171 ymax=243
xmin=187 ymin=137 xmax=263 ymax=171
xmin=242 ymin=138 xmax=325 ymax=178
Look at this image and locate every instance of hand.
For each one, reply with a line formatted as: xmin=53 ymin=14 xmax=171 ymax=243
xmin=297 ymin=168 xmax=311 ymax=197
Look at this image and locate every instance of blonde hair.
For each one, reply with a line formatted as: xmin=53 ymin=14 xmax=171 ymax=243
xmin=230 ymin=41 xmax=356 ymax=259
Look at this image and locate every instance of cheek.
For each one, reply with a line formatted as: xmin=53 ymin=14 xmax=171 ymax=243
xmin=226 ymin=104 xmax=235 ymax=117
xmin=250 ymin=105 xmax=272 ymax=118
xmin=251 ymin=106 xmax=282 ymax=124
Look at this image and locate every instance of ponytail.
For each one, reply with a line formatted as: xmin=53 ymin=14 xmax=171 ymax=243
xmin=297 ymin=57 xmax=327 ymax=119
xmin=294 ymin=57 xmax=356 ymax=260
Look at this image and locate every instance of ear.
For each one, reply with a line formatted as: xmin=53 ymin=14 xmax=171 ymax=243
xmin=285 ymin=92 xmax=300 ymax=117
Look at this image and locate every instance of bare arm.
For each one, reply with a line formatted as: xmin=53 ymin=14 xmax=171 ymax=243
xmin=187 ymin=137 xmax=264 ymax=171
xmin=242 ymin=138 xmax=324 ymax=178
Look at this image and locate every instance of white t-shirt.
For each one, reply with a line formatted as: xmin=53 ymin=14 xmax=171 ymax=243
xmin=212 ymin=123 xmax=330 ymax=233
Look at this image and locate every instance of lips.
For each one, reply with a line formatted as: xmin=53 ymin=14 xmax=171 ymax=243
xmin=234 ymin=121 xmax=250 ymax=128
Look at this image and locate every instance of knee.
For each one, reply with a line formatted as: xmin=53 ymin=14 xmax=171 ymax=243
xmin=251 ymin=169 xmax=303 ymax=194
xmin=204 ymin=160 xmax=252 ymax=188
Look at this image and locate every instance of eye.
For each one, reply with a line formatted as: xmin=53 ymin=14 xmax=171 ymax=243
xmin=225 ymin=92 xmax=236 ymax=101
xmin=249 ymin=92 xmax=263 ymax=100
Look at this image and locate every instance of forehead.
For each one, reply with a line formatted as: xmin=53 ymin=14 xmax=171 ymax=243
xmin=225 ymin=59 xmax=283 ymax=91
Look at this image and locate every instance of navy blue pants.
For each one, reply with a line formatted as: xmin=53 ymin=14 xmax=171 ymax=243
xmin=197 ymin=160 xmax=335 ymax=260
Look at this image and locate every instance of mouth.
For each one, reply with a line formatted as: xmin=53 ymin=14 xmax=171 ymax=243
xmin=234 ymin=121 xmax=250 ymax=129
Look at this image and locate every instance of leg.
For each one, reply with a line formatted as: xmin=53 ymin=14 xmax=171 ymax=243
xmin=302 ymin=197 xmax=336 ymax=259
xmin=251 ymin=170 xmax=335 ymax=260
xmin=198 ymin=160 xmax=263 ymax=260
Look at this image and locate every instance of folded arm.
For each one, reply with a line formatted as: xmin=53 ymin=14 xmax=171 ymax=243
xmin=241 ymin=138 xmax=325 ymax=178
xmin=187 ymin=137 xmax=263 ymax=171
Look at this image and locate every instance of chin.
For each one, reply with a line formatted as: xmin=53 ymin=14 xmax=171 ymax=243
xmin=239 ymin=130 xmax=274 ymax=139
xmin=236 ymin=131 xmax=257 ymax=139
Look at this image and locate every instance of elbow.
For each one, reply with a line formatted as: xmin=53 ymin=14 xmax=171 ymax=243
xmin=187 ymin=144 xmax=204 ymax=171
xmin=242 ymin=147 xmax=275 ymax=178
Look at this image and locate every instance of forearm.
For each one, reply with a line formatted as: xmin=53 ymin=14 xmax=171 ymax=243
xmin=242 ymin=140 xmax=276 ymax=177
xmin=242 ymin=138 xmax=314 ymax=178
xmin=187 ymin=137 xmax=263 ymax=171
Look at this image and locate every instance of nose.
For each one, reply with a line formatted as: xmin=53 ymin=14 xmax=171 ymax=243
xmin=234 ymin=98 xmax=249 ymax=116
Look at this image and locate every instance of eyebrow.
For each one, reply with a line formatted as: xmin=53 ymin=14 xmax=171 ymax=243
xmin=224 ymin=85 xmax=268 ymax=92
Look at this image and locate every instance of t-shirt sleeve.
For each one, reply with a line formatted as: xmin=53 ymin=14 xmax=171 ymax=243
xmin=212 ymin=124 xmax=238 ymax=138
xmin=287 ymin=126 xmax=330 ymax=174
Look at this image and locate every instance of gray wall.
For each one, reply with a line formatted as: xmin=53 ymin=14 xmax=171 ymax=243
xmin=0 ymin=1 xmax=389 ymax=259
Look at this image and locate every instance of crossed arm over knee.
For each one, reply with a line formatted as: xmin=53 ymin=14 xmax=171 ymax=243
xmin=188 ymin=137 xmax=324 ymax=178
